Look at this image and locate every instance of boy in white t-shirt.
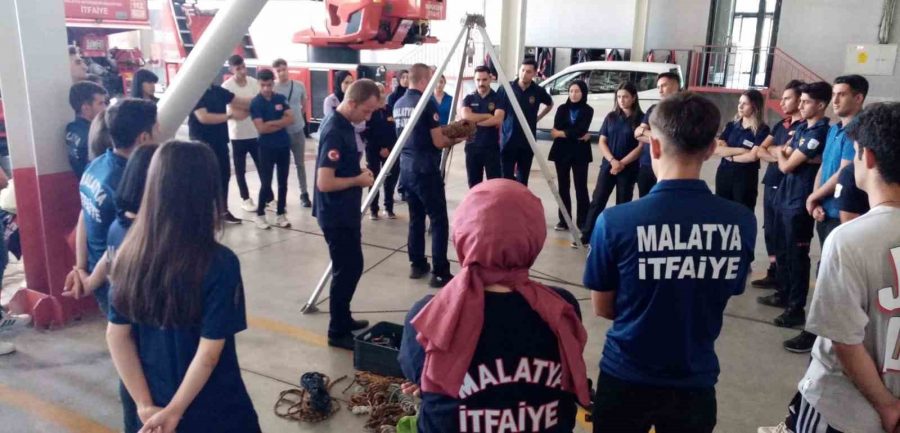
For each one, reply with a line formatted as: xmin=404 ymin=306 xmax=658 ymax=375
xmin=761 ymin=103 xmax=900 ymax=433
xmin=222 ymin=55 xmax=262 ymax=212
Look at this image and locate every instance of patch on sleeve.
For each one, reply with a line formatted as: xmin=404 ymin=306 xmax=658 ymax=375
xmin=806 ymin=138 xmax=820 ymax=150
xmin=327 ymin=149 xmax=340 ymax=162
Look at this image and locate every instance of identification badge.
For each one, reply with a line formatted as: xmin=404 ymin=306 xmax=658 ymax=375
xmin=528 ymin=96 xmax=536 ymax=105
xmin=275 ymin=104 xmax=284 ymax=110
xmin=488 ymin=102 xmax=495 ymax=111
xmin=433 ymin=113 xmax=440 ymax=122
xmin=327 ymin=149 xmax=340 ymax=161
xmin=742 ymin=139 xmax=754 ymax=148
xmin=806 ymin=138 xmax=820 ymax=150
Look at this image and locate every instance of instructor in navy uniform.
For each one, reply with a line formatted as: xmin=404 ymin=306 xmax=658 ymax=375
xmin=314 ymin=79 xmax=381 ymax=350
xmin=460 ymin=65 xmax=505 ymax=188
xmin=393 ymin=63 xmax=465 ymax=288
xmin=497 ymin=58 xmax=553 ymax=186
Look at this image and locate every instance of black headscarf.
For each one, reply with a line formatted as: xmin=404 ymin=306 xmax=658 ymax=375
xmin=130 ymin=69 xmax=159 ymax=101
xmin=565 ymin=80 xmax=589 ymax=108
xmin=334 ymin=71 xmax=351 ymax=102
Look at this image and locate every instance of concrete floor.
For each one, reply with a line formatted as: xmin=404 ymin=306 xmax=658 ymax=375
xmin=0 ymin=134 xmax=812 ymax=432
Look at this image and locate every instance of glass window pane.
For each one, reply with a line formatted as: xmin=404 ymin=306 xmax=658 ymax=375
xmin=765 ymin=0 xmax=777 ymax=13
xmin=736 ymin=0 xmax=761 ymax=13
xmin=550 ymin=71 xmax=588 ymax=94
xmin=633 ymin=72 xmax=660 ymax=92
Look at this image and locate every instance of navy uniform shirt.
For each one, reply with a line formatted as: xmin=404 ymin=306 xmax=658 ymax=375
xmin=108 ymin=245 xmax=260 ymax=433
xmin=249 ymin=93 xmax=291 ymax=150
xmin=66 ymin=117 xmax=91 ymax=177
xmin=394 ymin=89 xmax=441 ymax=175
xmin=314 ymin=111 xmax=362 ymax=229
xmin=718 ymin=120 xmax=770 ymax=169
xmin=583 ymin=180 xmax=756 ymax=387
xmin=399 ymin=288 xmax=581 ymax=433
xmin=639 ymin=105 xmax=656 ymax=167
xmin=599 ymin=112 xmax=641 ymax=165
xmin=836 ymin=164 xmax=869 ymax=216
xmin=498 ymin=80 xmax=552 ymax=150
xmin=777 ymin=117 xmax=830 ymax=210
xmin=762 ymin=118 xmax=803 ymax=187
xmin=189 ymin=85 xmax=235 ymax=147
xmin=462 ymin=89 xmax=502 ymax=151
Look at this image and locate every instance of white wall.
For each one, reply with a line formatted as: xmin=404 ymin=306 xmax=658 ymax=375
xmin=524 ymin=0 xmax=637 ymax=48
xmin=645 ymin=0 xmax=711 ymax=50
xmin=778 ymin=0 xmax=900 ymax=102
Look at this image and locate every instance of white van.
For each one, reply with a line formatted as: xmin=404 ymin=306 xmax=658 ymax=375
xmin=537 ymin=61 xmax=684 ymax=132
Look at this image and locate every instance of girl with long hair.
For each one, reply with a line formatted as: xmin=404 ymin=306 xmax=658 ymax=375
xmin=548 ymin=80 xmax=594 ymax=232
xmin=107 ymin=140 xmax=260 ymax=433
xmin=714 ymin=89 xmax=770 ymax=210
xmin=581 ymin=82 xmax=644 ymax=244
xmin=130 ymin=69 xmax=159 ymax=102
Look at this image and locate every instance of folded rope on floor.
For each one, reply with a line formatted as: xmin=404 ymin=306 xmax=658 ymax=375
xmin=345 ymin=372 xmax=417 ymax=431
xmin=274 ymin=372 xmax=347 ymax=423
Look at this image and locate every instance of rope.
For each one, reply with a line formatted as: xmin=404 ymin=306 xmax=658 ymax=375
xmin=274 ymin=372 xmax=347 ymax=424
xmin=345 ymin=372 xmax=417 ymax=431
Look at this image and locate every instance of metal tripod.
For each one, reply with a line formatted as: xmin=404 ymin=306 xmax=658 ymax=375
xmin=301 ymin=14 xmax=582 ymax=314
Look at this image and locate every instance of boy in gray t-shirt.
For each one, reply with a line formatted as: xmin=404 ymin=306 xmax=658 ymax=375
xmin=767 ymin=103 xmax=900 ymax=433
xmin=272 ymin=58 xmax=312 ymax=207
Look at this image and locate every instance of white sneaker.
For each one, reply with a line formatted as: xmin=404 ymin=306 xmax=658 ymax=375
xmin=0 ymin=313 xmax=31 ymax=332
xmin=758 ymin=423 xmax=791 ymax=433
xmin=0 ymin=341 xmax=15 ymax=356
xmin=241 ymin=198 xmax=256 ymax=212
xmin=254 ymin=215 xmax=270 ymax=230
xmin=266 ymin=201 xmax=277 ymax=212
xmin=274 ymin=214 xmax=291 ymax=228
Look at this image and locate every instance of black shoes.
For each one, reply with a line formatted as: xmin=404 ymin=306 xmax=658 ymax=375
xmin=300 ymin=193 xmax=312 ymax=208
xmin=757 ymin=293 xmax=787 ymax=308
xmin=350 ymin=319 xmax=370 ymax=331
xmin=429 ymin=273 xmax=454 ymax=288
xmin=224 ymin=212 xmax=242 ymax=224
xmin=783 ymin=331 xmax=817 ymax=353
xmin=774 ymin=309 xmax=806 ymax=329
xmin=328 ymin=334 xmax=355 ymax=350
xmin=554 ymin=222 xmax=568 ymax=232
xmin=410 ymin=263 xmax=431 ymax=279
xmin=752 ymin=266 xmax=779 ymax=289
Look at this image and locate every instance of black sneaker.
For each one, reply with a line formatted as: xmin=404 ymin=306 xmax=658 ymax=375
xmin=751 ymin=268 xmax=779 ymax=289
xmin=224 ymin=212 xmax=242 ymax=224
xmin=300 ymin=193 xmax=312 ymax=208
xmin=774 ymin=309 xmax=806 ymax=329
xmin=327 ymin=334 xmax=355 ymax=351
xmin=429 ymin=273 xmax=454 ymax=288
xmin=783 ymin=331 xmax=817 ymax=353
xmin=385 ymin=211 xmax=397 ymax=220
xmin=410 ymin=263 xmax=431 ymax=279
xmin=350 ymin=319 xmax=370 ymax=331
xmin=757 ymin=293 xmax=787 ymax=308
xmin=554 ymin=222 xmax=568 ymax=232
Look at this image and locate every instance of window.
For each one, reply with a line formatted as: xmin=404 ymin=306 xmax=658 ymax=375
xmin=633 ymin=72 xmax=660 ymax=92
xmin=587 ymin=70 xmax=632 ymax=94
xmin=548 ymin=71 xmax=589 ymax=95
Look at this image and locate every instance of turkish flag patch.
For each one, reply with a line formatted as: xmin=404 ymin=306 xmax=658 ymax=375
xmin=327 ymin=149 xmax=340 ymax=161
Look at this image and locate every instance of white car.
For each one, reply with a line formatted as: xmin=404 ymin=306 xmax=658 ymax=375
xmin=537 ymin=61 xmax=684 ymax=132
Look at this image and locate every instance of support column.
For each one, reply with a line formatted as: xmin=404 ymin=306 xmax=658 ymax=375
xmin=499 ymin=0 xmax=527 ymax=76
xmin=632 ymin=0 xmax=650 ymax=60
xmin=0 ymin=0 xmax=93 ymax=327
xmin=157 ymin=0 xmax=269 ymax=140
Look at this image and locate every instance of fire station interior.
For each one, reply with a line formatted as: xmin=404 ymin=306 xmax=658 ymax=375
xmin=1 ymin=1 xmax=899 ymax=432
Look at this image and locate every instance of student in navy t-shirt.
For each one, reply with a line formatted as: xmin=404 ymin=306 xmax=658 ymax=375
xmin=581 ymin=82 xmax=644 ymax=244
xmin=584 ymin=92 xmax=756 ymax=433
xmin=752 ymin=80 xmax=805 ymax=294
xmin=250 ymin=69 xmax=294 ymax=229
xmin=713 ymin=89 xmax=770 ymax=210
xmin=67 ymin=99 xmax=158 ymax=313
xmin=496 ymin=58 xmax=553 ymax=186
xmin=107 ymin=141 xmax=260 ymax=433
xmin=836 ymin=163 xmax=869 ymax=222
xmin=767 ymin=81 xmax=832 ymax=330
xmin=66 ymin=81 xmax=108 ymax=177
xmin=634 ymin=72 xmax=681 ymax=197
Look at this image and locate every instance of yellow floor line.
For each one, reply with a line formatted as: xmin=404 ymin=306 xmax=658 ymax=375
xmin=0 ymin=383 xmax=115 ymax=433
xmin=247 ymin=315 xmax=328 ymax=348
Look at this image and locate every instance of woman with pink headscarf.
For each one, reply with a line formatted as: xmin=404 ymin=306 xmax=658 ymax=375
xmin=398 ymin=178 xmax=590 ymax=433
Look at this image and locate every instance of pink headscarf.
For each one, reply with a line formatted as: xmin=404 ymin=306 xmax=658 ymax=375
xmin=410 ymin=179 xmax=590 ymax=406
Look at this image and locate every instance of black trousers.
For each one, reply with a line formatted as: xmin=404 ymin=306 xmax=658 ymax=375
xmin=465 ymin=146 xmax=501 ymax=188
xmin=256 ymin=146 xmax=290 ymax=216
xmin=593 ymin=371 xmax=716 ymax=433
xmin=762 ymin=184 xmax=781 ymax=258
xmin=402 ymin=171 xmax=450 ymax=276
xmin=582 ymin=164 xmax=638 ymax=238
xmin=500 ymin=143 xmax=534 ymax=186
xmin=365 ymin=149 xmax=399 ymax=214
xmin=209 ymin=141 xmax=231 ymax=208
xmin=715 ymin=163 xmax=759 ymax=211
xmin=637 ymin=164 xmax=657 ymax=197
xmin=232 ymin=138 xmax=260 ymax=200
xmin=775 ymin=207 xmax=815 ymax=312
xmin=554 ymin=160 xmax=589 ymax=229
xmin=322 ymin=226 xmax=362 ymax=337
